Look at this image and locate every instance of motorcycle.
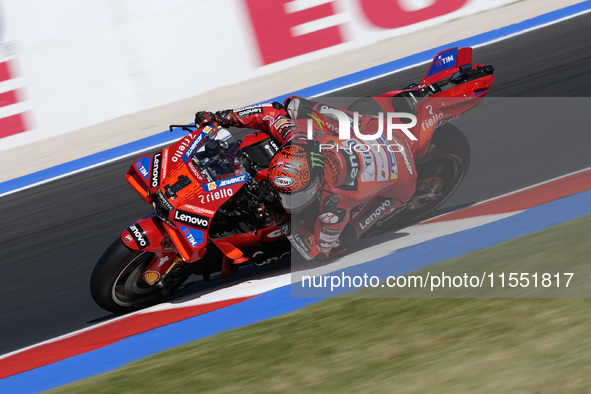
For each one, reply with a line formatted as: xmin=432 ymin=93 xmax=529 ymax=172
xmin=90 ymin=46 xmax=494 ymax=313
xmin=90 ymin=126 xmax=291 ymax=313
xmin=348 ymin=46 xmax=494 ymax=229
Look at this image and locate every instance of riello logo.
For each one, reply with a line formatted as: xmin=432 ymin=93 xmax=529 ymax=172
xmin=306 ymin=107 xmax=418 ymax=142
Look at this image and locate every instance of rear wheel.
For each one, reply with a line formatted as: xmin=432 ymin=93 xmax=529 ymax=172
xmin=90 ymin=239 xmax=177 ymax=313
xmin=376 ymin=124 xmax=471 ymax=230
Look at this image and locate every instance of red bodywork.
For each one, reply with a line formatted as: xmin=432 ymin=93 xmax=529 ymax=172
xmin=122 ymin=126 xmax=283 ymax=283
xmin=376 ymin=47 xmax=494 ymax=157
xmin=118 ymin=46 xmax=494 ymax=281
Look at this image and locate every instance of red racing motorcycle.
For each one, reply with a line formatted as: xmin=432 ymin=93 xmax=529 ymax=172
xmin=90 ymin=126 xmax=290 ymax=313
xmin=90 ymin=46 xmax=494 ymax=313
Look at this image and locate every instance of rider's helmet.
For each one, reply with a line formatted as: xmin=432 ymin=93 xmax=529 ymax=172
xmin=268 ymin=140 xmax=323 ymax=213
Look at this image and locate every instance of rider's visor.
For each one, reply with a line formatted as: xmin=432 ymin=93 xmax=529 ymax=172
xmin=278 ymin=176 xmax=320 ymax=213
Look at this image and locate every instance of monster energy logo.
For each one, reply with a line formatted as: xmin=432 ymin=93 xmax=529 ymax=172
xmin=310 ymin=152 xmax=324 ymax=168
xmin=306 ymin=112 xmax=324 ymax=130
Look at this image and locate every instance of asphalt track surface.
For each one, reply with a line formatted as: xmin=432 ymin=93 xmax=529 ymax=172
xmin=1 ymin=12 xmax=591 ymax=355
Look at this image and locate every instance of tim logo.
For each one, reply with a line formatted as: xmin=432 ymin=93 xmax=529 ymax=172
xmin=436 ymin=55 xmax=454 ymax=67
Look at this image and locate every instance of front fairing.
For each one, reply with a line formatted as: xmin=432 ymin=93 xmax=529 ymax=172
xmin=126 ymin=126 xmax=250 ymax=262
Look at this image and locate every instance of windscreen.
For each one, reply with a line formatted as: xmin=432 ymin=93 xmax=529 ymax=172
xmin=190 ymin=128 xmax=246 ymax=182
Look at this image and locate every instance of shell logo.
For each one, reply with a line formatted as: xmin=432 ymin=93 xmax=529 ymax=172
xmin=143 ymin=271 xmax=161 ymax=285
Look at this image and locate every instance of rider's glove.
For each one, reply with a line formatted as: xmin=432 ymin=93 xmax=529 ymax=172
xmin=195 ymin=110 xmax=240 ymax=128
xmin=194 ymin=111 xmax=217 ymax=127
xmin=215 ymin=110 xmax=240 ymax=128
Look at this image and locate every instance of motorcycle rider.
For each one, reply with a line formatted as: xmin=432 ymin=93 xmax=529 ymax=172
xmin=194 ymin=97 xmax=418 ymax=260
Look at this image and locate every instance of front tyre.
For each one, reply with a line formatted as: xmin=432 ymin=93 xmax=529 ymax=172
xmin=90 ymin=238 xmax=168 ymax=313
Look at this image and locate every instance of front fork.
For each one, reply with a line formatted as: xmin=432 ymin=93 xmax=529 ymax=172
xmin=121 ymin=214 xmax=197 ymax=287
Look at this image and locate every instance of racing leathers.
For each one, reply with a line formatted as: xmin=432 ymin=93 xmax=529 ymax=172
xmin=195 ymin=97 xmax=419 ymax=260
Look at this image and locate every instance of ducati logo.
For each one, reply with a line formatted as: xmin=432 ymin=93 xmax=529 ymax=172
xmin=266 ymin=229 xmax=284 ymax=238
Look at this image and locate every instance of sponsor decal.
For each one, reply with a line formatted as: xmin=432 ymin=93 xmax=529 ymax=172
xmin=252 ymin=250 xmax=290 ymax=267
xmin=273 ymin=176 xmax=295 ymax=187
xmin=173 ymin=209 xmax=209 ymax=229
xmin=290 ymin=233 xmax=312 ymax=255
xmin=426 ymin=48 xmax=458 ymax=77
xmin=309 ymin=151 xmax=324 ymax=169
xmin=161 ymin=235 xmax=175 ymax=251
xmin=150 ymin=152 xmax=162 ymax=188
xmin=184 ymin=130 xmax=207 ymax=160
xmin=273 ymin=117 xmax=291 ymax=129
xmin=321 ymin=226 xmax=340 ymax=235
xmin=134 ymin=156 xmax=152 ymax=181
xmin=179 ymin=225 xmax=204 ymax=247
xmin=187 ymin=160 xmax=205 ymax=182
xmin=274 ymin=116 xmax=294 ymax=138
xmin=355 ymin=199 xmax=393 ymax=232
xmin=378 ymin=135 xmax=398 ymax=179
xmin=157 ymin=256 xmax=170 ymax=267
xmin=124 ymin=234 xmax=132 ymax=243
xmin=374 ymin=148 xmax=390 ymax=182
xmin=319 ymin=211 xmax=343 ymax=224
xmin=205 ymin=174 xmax=249 ymax=191
xmin=128 ymin=223 xmax=151 ymax=249
xmin=266 ymin=229 xmax=284 ymax=238
xmin=155 ymin=189 xmax=174 ymax=211
xmin=421 ymin=106 xmax=445 ymax=131
xmin=143 ymin=271 xmax=160 ymax=285
xmin=320 ymin=232 xmax=339 ymax=243
xmin=340 ymin=146 xmax=360 ymax=189
xmin=198 ymin=187 xmax=234 ymax=204
xmin=350 ymin=201 xmax=370 ymax=220
xmin=171 ymin=133 xmax=197 ymax=163
xmin=162 ymin=149 xmax=169 ymax=179
xmin=396 ymin=136 xmax=414 ymax=175
xmin=437 ymin=114 xmax=460 ymax=128
xmin=183 ymin=204 xmax=215 ymax=216
xmin=347 ymin=139 xmax=375 ymax=182
xmin=237 ymin=106 xmax=263 ymax=118
xmin=320 ymin=241 xmax=335 ymax=248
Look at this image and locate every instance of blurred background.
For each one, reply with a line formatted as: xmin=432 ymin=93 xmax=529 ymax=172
xmin=1 ymin=0 xmax=591 ymax=391
xmin=0 ymin=0 xmax=569 ymax=182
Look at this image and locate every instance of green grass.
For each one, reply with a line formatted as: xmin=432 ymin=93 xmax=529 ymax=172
xmin=51 ymin=214 xmax=591 ymax=393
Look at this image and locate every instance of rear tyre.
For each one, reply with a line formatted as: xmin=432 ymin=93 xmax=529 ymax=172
xmin=90 ymin=238 xmax=169 ymax=313
xmin=377 ymin=124 xmax=471 ymax=230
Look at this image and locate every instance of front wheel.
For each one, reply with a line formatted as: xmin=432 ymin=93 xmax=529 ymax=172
xmin=90 ymin=238 xmax=177 ymax=313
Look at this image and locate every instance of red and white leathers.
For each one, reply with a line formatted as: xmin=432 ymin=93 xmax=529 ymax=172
xmin=219 ymin=98 xmax=420 ymax=260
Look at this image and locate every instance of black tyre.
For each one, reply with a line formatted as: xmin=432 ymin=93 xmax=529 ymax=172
xmin=90 ymin=238 xmax=169 ymax=313
xmin=377 ymin=124 xmax=471 ymax=230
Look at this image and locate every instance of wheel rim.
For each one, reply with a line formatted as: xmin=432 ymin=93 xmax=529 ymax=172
xmin=111 ymin=252 xmax=161 ymax=308
xmin=408 ymin=156 xmax=463 ymax=212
